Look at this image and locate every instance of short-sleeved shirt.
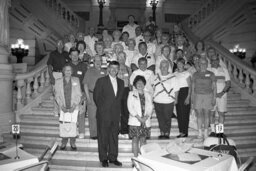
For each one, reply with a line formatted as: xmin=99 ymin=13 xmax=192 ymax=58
xmin=208 ymin=66 xmax=230 ymax=93
xmin=69 ymin=62 xmax=87 ymax=92
xmin=83 ymin=67 xmax=106 ymax=93
xmin=153 ymin=73 xmax=180 ymax=104
xmin=155 ymin=55 xmax=173 ymax=74
xmin=147 ymin=42 xmax=156 ymax=56
xmin=130 ymin=69 xmax=155 ymax=95
xmin=124 ymin=49 xmax=138 ymax=68
xmin=131 ymin=53 xmax=155 ymax=68
xmin=174 ymin=70 xmax=191 ymax=88
xmin=122 ymin=24 xmax=138 ymax=39
xmin=47 ymin=50 xmax=70 ymax=71
xmin=192 ymin=71 xmax=215 ymax=94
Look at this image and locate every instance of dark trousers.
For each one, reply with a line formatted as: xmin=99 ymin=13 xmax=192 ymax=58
xmin=176 ymin=87 xmax=190 ymax=135
xmin=154 ymin=102 xmax=174 ymax=134
xmin=97 ymin=119 xmax=119 ymax=162
xmin=120 ymin=87 xmax=130 ymax=134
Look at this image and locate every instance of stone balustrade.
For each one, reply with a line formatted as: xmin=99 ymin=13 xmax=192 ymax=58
xmin=187 ymin=0 xmax=226 ymax=29
xmin=14 ymin=56 xmax=50 ymax=111
xmin=43 ymin=0 xmax=80 ymax=29
xmin=206 ymin=40 xmax=256 ymax=97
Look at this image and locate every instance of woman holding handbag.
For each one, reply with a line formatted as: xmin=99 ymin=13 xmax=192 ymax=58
xmin=128 ymin=75 xmax=153 ymax=157
xmin=54 ymin=63 xmax=82 ymax=151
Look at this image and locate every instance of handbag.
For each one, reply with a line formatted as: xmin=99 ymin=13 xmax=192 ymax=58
xmin=59 ymin=111 xmax=78 ymax=138
xmin=189 ymin=109 xmax=198 ymax=130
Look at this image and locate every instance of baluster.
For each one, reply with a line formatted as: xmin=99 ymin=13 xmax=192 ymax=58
xmin=62 ymin=7 xmax=66 ymax=20
xmin=71 ymin=15 xmax=75 ymax=26
xmin=238 ymin=68 xmax=245 ymax=88
xmin=32 ymin=75 xmax=39 ymax=98
xmin=207 ymin=4 xmax=210 ymax=16
xmin=252 ymin=75 xmax=256 ymax=97
xmin=58 ymin=3 xmax=61 ymax=16
xmin=38 ymin=71 xmax=45 ymax=93
xmin=245 ymin=72 xmax=252 ymax=94
xmin=17 ymin=80 xmax=24 ymax=110
xmin=233 ymin=65 xmax=238 ymax=82
xmin=25 ymin=78 xmax=33 ymax=104
xmin=75 ymin=18 xmax=78 ymax=27
xmin=45 ymin=69 xmax=50 ymax=86
xmin=67 ymin=11 xmax=70 ymax=23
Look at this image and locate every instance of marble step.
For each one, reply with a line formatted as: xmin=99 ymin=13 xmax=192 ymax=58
xmin=19 ymin=124 xmax=256 ymax=136
xmin=49 ymin=160 xmax=133 ymax=171
xmin=25 ymin=148 xmax=133 ymax=163
xmin=3 ymin=133 xmax=256 ymax=149
xmin=19 ymin=115 xmax=256 ymax=126
xmin=40 ymin=94 xmax=243 ymax=108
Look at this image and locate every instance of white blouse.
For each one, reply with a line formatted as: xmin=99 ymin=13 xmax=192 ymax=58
xmin=174 ymin=70 xmax=191 ymax=88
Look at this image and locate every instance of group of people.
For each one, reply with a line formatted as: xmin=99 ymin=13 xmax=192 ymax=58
xmin=47 ymin=15 xmax=231 ymax=168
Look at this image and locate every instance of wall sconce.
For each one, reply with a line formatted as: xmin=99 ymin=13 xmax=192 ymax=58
xmin=11 ymin=39 xmax=29 ymax=63
xmin=229 ymin=44 xmax=246 ymax=59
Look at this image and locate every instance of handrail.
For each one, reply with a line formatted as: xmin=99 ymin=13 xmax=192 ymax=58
xmin=181 ymin=22 xmax=256 ymax=97
xmin=186 ymin=0 xmax=227 ymax=29
xmin=42 ymin=0 xmax=85 ymax=31
xmin=206 ymin=40 xmax=256 ymax=75
xmin=14 ymin=54 xmax=50 ymax=111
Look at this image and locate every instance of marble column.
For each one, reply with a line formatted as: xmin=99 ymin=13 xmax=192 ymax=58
xmin=0 ymin=0 xmax=14 ymax=141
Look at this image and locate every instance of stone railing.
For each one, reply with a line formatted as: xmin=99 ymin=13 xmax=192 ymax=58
xmin=187 ymin=0 xmax=226 ymax=29
xmin=14 ymin=54 xmax=50 ymax=111
xmin=206 ymin=40 xmax=256 ymax=96
xmin=181 ymin=22 xmax=256 ymax=98
xmin=43 ymin=0 xmax=81 ymax=29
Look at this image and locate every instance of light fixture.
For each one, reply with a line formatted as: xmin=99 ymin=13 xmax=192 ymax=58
xmin=97 ymin=0 xmax=106 ymax=5
xmin=150 ymin=0 xmax=158 ymax=7
xmin=11 ymin=38 xmax=29 ymax=63
xmin=97 ymin=0 xmax=106 ymax=28
xmin=150 ymin=0 xmax=159 ymax=22
xmin=229 ymin=44 xmax=246 ymax=59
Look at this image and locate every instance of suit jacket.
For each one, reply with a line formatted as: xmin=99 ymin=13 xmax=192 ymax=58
xmin=93 ymin=75 xmax=124 ymax=122
xmin=54 ymin=77 xmax=82 ymax=110
xmin=127 ymin=90 xmax=153 ymax=127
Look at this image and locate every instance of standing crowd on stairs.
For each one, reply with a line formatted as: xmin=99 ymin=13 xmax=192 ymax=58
xmin=46 ymin=14 xmax=231 ymax=168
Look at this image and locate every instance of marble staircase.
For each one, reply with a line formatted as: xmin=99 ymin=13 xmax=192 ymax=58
xmin=3 ymin=87 xmax=256 ymax=170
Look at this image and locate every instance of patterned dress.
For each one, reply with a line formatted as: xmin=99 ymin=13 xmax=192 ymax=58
xmin=129 ymin=93 xmax=151 ymax=138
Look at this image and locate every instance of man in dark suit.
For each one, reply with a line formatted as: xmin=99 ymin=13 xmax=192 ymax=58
xmin=93 ymin=61 xmax=124 ymax=167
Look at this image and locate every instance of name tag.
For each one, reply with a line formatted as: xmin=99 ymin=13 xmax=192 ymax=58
xmin=100 ymin=71 xmax=105 ymax=75
xmin=205 ymin=74 xmax=210 ymax=77
xmin=124 ymin=73 xmax=129 ymax=77
xmin=72 ymin=82 xmax=78 ymax=86
xmin=77 ymin=71 xmax=82 ymax=75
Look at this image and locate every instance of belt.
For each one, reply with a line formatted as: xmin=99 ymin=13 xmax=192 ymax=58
xmin=89 ymin=90 xmax=93 ymax=93
xmin=53 ymin=70 xmax=62 ymax=72
xmin=59 ymin=121 xmax=72 ymax=124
